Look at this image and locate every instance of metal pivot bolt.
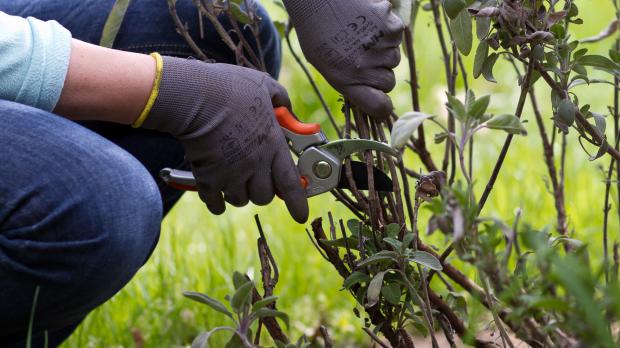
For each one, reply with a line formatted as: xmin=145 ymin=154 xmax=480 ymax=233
xmin=313 ymin=160 xmax=333 ymax=179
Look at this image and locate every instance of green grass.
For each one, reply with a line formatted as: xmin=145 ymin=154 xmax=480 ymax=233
xmin=62 ymin=1 xmax=620 ymax=347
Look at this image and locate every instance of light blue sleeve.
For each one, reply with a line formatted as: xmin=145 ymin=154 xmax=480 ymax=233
xmin=0 ymin=11 xmax=72 ymax=112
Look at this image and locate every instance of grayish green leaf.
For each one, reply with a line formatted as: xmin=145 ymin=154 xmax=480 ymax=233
xmin=230 ymin=2 xmax=252 ymax=24
xmin=366 ymin=271 xmax=387 ymax=307
xmin=254 ymin=308 xmax=290 ymax=328
xmin=385 ymin=223 xmax=401 ymax=238
xmin=451 ymin=10 xmax=473 ymax=55
xmin=406 ymin=251 xmax=443 ymax=271
xmin=382 ymin=283 xmax=402 ymax=305
xmin=485 ymin=114 xmax=527 ymax=135
xmin=442 ymin=0 xmax=466 ymax=19
xmin=383 ymin=237 xmax=403 ymax=251
xmin=557 ymin=98 xmax=576 ymax=128
xmin=577 ymin=55 xmax=620 ymax=75
xmin=191 ymin=331 xmax=210 ymax=348
xmin=468 ymin=95 xmax=491 ymax=119
xmin=391 ymin=112 xmax=434 ymax=149
xmin=473 ymin=41 xmax=489 ymax=78
xmin=232 ymin=271 xmax=248 ymax=289
xmin=344 ymin=271 xmax=371 ymax=289
xmin=482 ymin=53 xmax=499 ymax=83
xmin=231 ymin=281 xmax=254 ymax=313
xmin=592 ymin=112 xmax=607 ymax=136
xmin=356 ymin=251 xmax=399 ymax=267
xmin=252 ymin=296 xmax=278 ymax=311
xmin=476 ymin=17 xmax=491 ymax=40
xmin=100 ymin=0 xmax=133 ymax=48
xmin=446 ymin=93 xmax=466 ymax=121
xmin=183 ymin=291 xmax=233 ymax=318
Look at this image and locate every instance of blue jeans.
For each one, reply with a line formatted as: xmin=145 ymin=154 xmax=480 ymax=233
xmin=0 ymin=1 xmax=281 ymax=347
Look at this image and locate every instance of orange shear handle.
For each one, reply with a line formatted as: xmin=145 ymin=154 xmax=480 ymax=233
xmin=274 ymin=106 xmax=321 ymax=135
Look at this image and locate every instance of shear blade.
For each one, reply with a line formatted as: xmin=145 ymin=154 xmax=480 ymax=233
xmin=337 ymin=161 xmax=393 ymax=192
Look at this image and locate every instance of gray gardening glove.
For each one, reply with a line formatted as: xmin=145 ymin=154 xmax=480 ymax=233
xmin=142 ymin=56 xmax=309 ymax=223
xmin=283 ymin=0 xmax=404 ymax=120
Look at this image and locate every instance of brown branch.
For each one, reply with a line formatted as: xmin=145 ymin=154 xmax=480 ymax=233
xmin=284 ymin=24 xmax=341 ymax=138
xmin=403 ymin=27 xmax=439 ymax=173
xmin=224 ymin=10 xmax=264 ymax=71
xmin=534 ymin=62 xmax=620 ymax=161
xmin=252 ymin=215 xmax=288 ymax=344
xmin=362 ymin=328 xmax=391 ymax=348
xmin=167 ymin=0 xmax=210 ymax=61
xmin=478 ymin=56 xmax=536 ymax=213
xmin=530 ymin=86 xmax=568 ymax=235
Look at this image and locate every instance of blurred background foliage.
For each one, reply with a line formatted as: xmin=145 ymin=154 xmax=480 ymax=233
xmin=62 ymin=0 xmax=619 ymax=346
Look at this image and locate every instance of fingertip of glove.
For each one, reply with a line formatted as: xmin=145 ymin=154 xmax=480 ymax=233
xmin=345 ymin=86 xmax=393 ymax=121
xmin=199 ymin=191 xmax=227 ymax=215
xmin=289 ymin=200 xmax=309 ymax=224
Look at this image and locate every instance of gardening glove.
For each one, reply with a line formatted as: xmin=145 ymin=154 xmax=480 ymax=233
xmin=141 ymin=56 xmax=309 ymax=223
xmin=283 ymin=0 xmax=404 ymax=120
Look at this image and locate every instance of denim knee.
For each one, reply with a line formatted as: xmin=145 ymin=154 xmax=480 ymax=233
xmin=0 ymin=101 xmax=162 ymax=340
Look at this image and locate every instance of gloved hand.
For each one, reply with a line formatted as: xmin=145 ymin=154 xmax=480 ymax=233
xmin=283 ymin=0 xmax=404 ymax=120
xmin=142 ymin=56 xmax=309 ymax=223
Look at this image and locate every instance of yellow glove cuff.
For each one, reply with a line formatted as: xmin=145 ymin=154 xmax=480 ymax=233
xmin=132 ymin=52 xmax=164 ymax=128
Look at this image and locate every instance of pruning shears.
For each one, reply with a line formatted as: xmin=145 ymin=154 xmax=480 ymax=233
xmin=160 ymin=107 xmax=399 ymax=197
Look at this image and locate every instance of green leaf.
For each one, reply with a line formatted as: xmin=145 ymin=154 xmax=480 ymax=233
xmin=382 ymin=283 xmax=402 ymax=305
xmin=476 ymin=17 xmax=491 ymax=40
xmin=224 ymin=332 xmax=245 ymax=348
xmin=589 ymin=140 xmax=609 ymax=161
xmin=532 ymin=44 xmax=545 ymax=62
xmin=549 ymin=236 xmax=585 ymax=248
xmin=347 ymin=219 xmax=372 ymax=238
xmin=521 ymin=295 xmax=568 ymax=311
xmin=183 ymin=291 xmax=233 ymax=318
xmin=366 ymin=271 xmax=387 ymax=307
xmin=230 ymin=2 xmax=252 ymax=24
xmin=323 ymin=237 xmax=360 ymax=250
xmin=473 ymin=41 xmax=489 ymax=78
xmin=392 ymin=0 xmax=413 ymax=27
xmin=550 ymin=23 xmax=566 ymax=39
xmin=485 ymin=114 xmax=527 ymax=135
xmin=273 ymin=21 xmax=287 ymax=39
xmin=442 ymin=0 xmax=466 ymax=20
xmin=573 ymin=48 xmax=588 ymax=60
xmin=434 ymin=132 xmax=449 ymax=144
xmin=252 ymin=296 xmax=278 ymax=311
xmin=391 ymin=112 xmax=434 ymax=149
xmin=576 ymin=55 xmax=620 ymax=75
xmin=592 ymin=112 xmax=607 ymax=136
xmin=231 ymin=281 xmax=254 ymax=313
xmin=446 ymin=93 xmax=466 ymax=121
xmin=383 ymin=237 xmax=403 ymax=251
xmin=232 ymin=271 xmax=249 ymax=289
xmin=100 ymin=0 xmax=133 ymax=48
xmin=254 ymin=308 xmax=290 ymax=328
xmin=356 ymin=251 xmax=399 ymax=267
xmin=406 ymin=251 xmax=443 ymax=271
xmin=344 ymin=271 xmax=371 ymax=289
xmin=190 ymin=331 xmax=211 ymax=348
xmin=557 ymin=98 xmax=576 ymax=128
xmin=450 ymin=9 xmax=473 ymax=55
xmin=401 ymin=233 xmax=415 ymax=253
xmin=385 ymin=223 xmax=401 ymax=238
xmin=610 ymin=49 xmax=620 ymax=64
xmin=482 ymin=53 xmax=500 ymax=83
xmin=468 ymin=95 xmax=491 ymax=119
